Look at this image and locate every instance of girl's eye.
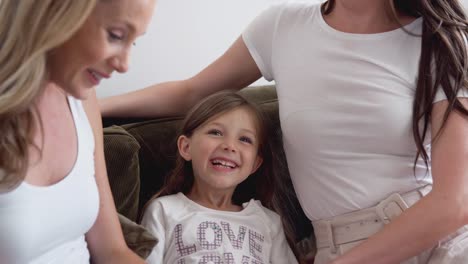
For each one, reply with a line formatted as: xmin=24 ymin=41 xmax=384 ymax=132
xmin=208 ymin=129 xmax=222 ymax=136
xmin=239 ymin=136 xmax=253 ymax=144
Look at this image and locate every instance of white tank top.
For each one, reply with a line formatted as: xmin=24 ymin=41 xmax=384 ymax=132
xmin=0 ymin=96 xmax=100 ymax=264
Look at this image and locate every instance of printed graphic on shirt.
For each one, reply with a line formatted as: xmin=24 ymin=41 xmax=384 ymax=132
xmin=173 ymin=220 xmax=266 ymax=263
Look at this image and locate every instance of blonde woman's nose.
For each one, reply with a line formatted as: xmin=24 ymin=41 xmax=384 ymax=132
xmin=110 ymin=51 xmax=129 ymax=73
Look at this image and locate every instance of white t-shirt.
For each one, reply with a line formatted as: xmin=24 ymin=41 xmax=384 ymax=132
xmin=0 ymin=96 xmax=99 ymax=264
xmin=141 ymin=193 xmax=298 ymax=264
xmin=242 ymin=2 xmax=468 ymax=220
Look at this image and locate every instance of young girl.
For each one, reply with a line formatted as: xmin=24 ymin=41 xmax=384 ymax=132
xmin=141 ymin=90 xmax=299 ymax=264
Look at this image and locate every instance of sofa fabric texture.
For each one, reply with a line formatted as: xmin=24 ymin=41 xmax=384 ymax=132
xmin=103 ymin=125 xmax=141 ymax=222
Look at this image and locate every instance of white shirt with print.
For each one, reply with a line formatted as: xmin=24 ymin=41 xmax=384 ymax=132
xmin=141 ymin=193 xmax=298 ymax=264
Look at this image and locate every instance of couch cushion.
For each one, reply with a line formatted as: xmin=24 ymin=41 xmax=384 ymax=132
xmin=118 ymin=213 xmax=158 ymax=259
xmin=121 ymin=118 xmax=181 ymax=215
xmin=103 ymin=125 xmax=141 ymax=221
xmin=238 ymin=85 xmax=278 ymax=103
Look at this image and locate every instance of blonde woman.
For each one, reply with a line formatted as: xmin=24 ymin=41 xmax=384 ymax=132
xmin=0 ymin=0 xmax=156 ymax=263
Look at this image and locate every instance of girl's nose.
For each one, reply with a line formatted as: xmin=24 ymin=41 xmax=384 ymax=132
xmin=221 ymin=141 xmax=236 ymax=153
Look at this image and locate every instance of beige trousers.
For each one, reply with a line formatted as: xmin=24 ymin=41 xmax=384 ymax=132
xmin=312 ymin=185 xmax=468 ymax=263
xmin=313 ymin=225 xmax=468 ymax=264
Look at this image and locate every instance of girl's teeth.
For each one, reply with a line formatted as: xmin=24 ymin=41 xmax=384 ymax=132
xmin=212 ymin=159 xmax=236 ymax=168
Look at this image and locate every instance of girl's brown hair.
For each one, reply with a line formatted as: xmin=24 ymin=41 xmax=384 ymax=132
xmin=145 ymin=90 xmax=299 ymax=256
xmin=322 ymin=0 xmax=468 ymax=172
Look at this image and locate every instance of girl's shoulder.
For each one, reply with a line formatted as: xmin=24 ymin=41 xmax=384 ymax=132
xmin=145 ymin=193 xmax=187 ymax=212
xmin=243 ymin=199 xmax=282 ymax=226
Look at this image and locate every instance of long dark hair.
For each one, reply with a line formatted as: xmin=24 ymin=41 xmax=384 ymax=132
xmin=144 ymin=90 xmax=299 ymax=254
xmin=322 ymin=0 xmax=468 ymax=171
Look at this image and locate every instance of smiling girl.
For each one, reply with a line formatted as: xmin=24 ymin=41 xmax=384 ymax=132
xmin=141 ymin=90 xmax=299 ymax=264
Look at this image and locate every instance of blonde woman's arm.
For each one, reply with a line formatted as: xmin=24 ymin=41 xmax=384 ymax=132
xmin=83 ymin=90 xmax=145 ymax=264
xmin=99 ymin=36 xmax=262 ymax=118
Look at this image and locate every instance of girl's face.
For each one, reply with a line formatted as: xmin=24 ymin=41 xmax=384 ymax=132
xmin=178 ymin=107 xmax=263 ymax=194
xmin=47 ymin=0 xmax=156 ymax=99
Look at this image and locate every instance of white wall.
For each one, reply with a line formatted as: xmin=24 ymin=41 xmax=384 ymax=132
xmin=98 ymin=0 xmax=289 ymax=98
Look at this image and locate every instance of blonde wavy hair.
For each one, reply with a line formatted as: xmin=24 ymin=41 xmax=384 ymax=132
xmin=0 ymin=0 xmax=98 ymax=191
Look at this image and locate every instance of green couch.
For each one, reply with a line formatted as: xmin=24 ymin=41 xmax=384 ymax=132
xmin=102 ymin=85 xmax=315 ymax=261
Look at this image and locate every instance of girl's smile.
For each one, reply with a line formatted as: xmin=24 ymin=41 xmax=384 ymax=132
xmin=178 ymin=106 xmax=263 ymax=203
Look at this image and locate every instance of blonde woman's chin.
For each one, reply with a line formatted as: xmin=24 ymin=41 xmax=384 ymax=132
xmin=51 ymin=84 xmax=95 ymax=101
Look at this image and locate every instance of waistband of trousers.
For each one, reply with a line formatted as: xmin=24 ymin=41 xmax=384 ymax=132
xmin=312 ymin=184 xmax=432 ymax=253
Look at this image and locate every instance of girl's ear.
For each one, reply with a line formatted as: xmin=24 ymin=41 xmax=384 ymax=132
xmin=177 ymin=135 xmax=192 ymax=161
xmin=250 ymin=155 xmax=263 ymax=174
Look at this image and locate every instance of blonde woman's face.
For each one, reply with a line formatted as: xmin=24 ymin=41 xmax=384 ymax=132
xmin=48 ymin=0 xmax=156 ymax=99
